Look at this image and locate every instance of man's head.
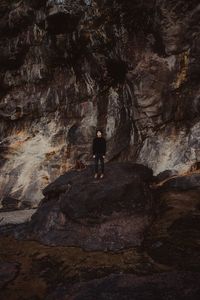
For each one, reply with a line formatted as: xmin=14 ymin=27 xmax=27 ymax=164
xmin=96 ymin=129 xmax=102 ymax=137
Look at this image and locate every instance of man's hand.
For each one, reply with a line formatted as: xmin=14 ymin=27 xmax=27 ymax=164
xmin=93 ymin=155 xmax=95 ymax=158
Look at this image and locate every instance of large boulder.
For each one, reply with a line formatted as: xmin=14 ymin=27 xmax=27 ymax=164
xmin=16 ymin=162 xmax=155 ymax=251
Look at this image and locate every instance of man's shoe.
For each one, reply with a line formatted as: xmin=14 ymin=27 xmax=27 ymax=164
xmin=94 ymin=173 xmax=98 ymax=179
xmin=100 ymin=173 xmax=104 ymax=178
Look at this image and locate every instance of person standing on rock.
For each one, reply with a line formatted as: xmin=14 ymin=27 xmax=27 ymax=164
xmin=92 ymin=129 xmax=106 ymax=179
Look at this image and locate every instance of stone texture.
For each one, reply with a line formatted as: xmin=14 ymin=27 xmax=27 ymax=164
xmin=0 ymin=1 xmax=200 ymax=299
xmin=161 ymin=173 xmax=200 ymax=190
xmin=0 ymin=164 xmax=200 ymax=299
xmin=55 ymin=272 xmax=200 ymax=300
xmin=0 ymin=209 xmax=36 ymax=226
xmin=1 ymin=232 xmax=200 ymax=300
xmin=0 ymin=262 xmax=20 ymax=289
xmin=0 ymin=0 xmax=200 ymax=207
xmin=15 ymin=162 xmax=155 ymax=251
xmin=144 ymin=187 xmax=200 ymax=270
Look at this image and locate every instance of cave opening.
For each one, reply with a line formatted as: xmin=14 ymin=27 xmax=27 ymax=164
xmin=106 ymin=59 xmax=128 ymax=86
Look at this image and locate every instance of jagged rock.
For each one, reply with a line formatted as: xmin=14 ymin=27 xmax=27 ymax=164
xmin=0 ymin=165 xmax=200 ymax=298
xmin=16 ymin=162 xmax=155 ymax=251
xmin=0 ymin=209 xmax=37 ymax=226
xmin=0 ymin=1 xmax=200 ymax=298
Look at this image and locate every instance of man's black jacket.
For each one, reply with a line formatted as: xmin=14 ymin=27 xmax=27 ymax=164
xmin=92 ymin=137 xmax=106 ymax=155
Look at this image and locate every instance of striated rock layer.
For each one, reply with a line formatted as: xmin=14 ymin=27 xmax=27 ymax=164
xmin=0 ymin=0 xmax=200 ymax=206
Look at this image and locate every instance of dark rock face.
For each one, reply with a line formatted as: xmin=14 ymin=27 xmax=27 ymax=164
xmin=46 ymin=0 xmax=84 ymax=34
xmin=57 ymin=272 xmax=200 ymax=300
xmin=0 ymin=262 xmax=20 ymax=289
xmin=144 ymin=187 xmax=200 ymax=271
xmin=16 ymin=162 xmax=155 ymax=251
xmin=0 ymin=0 xmax=200 ymax=206
xmin=0 ymin=2 xmax=200 ymax=298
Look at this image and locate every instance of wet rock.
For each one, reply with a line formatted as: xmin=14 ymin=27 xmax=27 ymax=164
xmin=16 ymin=162 xmax=155 ymax=251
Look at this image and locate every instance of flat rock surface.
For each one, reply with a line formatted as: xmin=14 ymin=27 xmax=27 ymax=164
xmin=0 ymin=209 xmax=37 ymax=226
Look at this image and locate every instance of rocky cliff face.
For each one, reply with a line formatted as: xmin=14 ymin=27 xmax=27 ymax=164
xmin=0 ymin=0 xmax=200 ymax=206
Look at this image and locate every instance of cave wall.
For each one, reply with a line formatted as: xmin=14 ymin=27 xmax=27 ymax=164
xmin=0 ymin=0 xmax=200 ymax=207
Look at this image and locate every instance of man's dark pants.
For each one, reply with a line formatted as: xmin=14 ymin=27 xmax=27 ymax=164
xmin=94 ymin=153 xmax=104 ymax=174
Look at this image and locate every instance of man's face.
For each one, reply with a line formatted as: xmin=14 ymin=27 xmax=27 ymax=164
xmin=97 ymin=131 xmax=102 ymax=137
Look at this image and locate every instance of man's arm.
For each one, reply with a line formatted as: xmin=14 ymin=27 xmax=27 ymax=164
xmin=102 ymin=139 xmax=106 ymax=156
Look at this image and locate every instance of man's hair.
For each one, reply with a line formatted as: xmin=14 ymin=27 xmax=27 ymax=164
xmin=96 ymin=129 xmax=103 ymax=135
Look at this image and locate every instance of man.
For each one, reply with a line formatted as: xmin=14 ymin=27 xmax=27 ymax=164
xmin=92 ymin=129 xmax=106 ymax=179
